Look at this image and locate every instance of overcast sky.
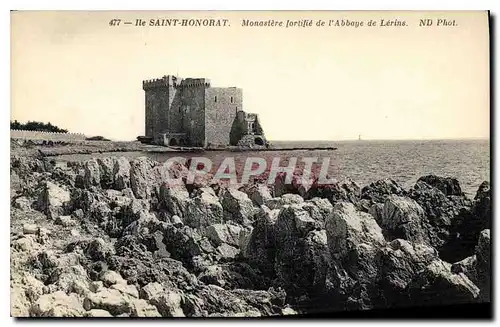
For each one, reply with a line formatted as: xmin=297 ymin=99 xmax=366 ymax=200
xmin=11 ymin=11 xmax=489 ymax=141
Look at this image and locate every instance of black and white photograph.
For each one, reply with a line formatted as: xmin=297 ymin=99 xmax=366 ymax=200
xmin=9 ymin=10 xmax=491 ymax=318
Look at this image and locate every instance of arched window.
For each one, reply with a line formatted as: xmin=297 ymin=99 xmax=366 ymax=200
xmin=214 ymin=96 xmax=217 ymax=102
xmin=230 ymin=96 xmax=233 ymax=103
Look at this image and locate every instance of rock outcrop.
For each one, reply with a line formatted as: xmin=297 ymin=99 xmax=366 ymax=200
xmin=10 ymin=154 xmax=491 ymax=317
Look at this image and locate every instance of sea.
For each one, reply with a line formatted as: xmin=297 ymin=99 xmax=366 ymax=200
xmin=57 ymin=139 xmax=490 ymax=198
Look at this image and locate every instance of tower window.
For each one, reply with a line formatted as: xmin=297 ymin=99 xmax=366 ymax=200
xmin=214 ymin=96 xmax=217 ymax=102
xmin=230 ymin=96 xmax=233 ymax=103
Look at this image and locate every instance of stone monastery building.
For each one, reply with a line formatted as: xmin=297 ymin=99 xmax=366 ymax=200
xmin=142 ymin=75 xmax=266 ymax=148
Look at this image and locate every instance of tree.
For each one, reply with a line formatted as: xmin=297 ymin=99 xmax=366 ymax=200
xmin=10 ymin=120 xmax=68 ymax=133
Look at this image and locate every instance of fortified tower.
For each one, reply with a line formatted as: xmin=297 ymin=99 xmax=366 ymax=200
xmin=142 ymin=75 xmax=262 ymax=147
xmin=142 ymin=75 xmax=211 ymax=146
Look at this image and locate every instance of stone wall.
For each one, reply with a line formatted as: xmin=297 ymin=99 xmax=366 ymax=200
xmin=178 ymin=84 xmax=207 ymax=147
xmin=10 ymin=130 xmax=86 ymax=141
xmin=143 ymin=75 xmax=250 ymax=147
xmin=144 ymin=88 xmax=170 ymax=138
xmin=205 ymin=87 xmax=243 ymax=147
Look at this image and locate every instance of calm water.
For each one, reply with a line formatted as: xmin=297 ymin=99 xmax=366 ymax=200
xmin=57 ymin=139 xmax=490 ymax=198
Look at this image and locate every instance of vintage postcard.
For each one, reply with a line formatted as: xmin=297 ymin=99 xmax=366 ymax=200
xmin=10 ymin=11 xmax=490 ymax=318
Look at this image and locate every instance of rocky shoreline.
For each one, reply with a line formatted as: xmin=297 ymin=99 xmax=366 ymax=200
xmin=10 ymin=153 xmax=491 ymax=317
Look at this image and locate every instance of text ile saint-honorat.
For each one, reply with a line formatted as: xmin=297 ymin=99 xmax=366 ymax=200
xmin=143 ymin=18 xmax=407 ymax=28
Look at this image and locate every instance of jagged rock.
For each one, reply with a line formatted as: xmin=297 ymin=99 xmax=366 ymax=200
xmin=12 ymin=236 xmax=37 ymax=253
xmin=440 ymin=182 xmax=490 ymax=262
xmin=278 ymin=228 xmax=329 ymax=296
xmin=307 ymin=177 xmax=361 ymax=205
xmin=378 ymin=239 xmax=439 ymax=306
xmin=380 ymin=195 xmax=430 ymax=245
xmin=83 ymin=288 xmax=132 ymax=315
xmin=23 ymin=274 xmax=45 ymax=302
xmin=368 ymin=203 xmax=384 ymax=225
xmin=31 ymin=291 xmax=85 ymax=317
xmin=139 ymin=282 xmax=164 ymax=301
xmin=130 ymin=157 xmax=167 ymax=199
xmin=301 ymin=197 xmax=333 ymax=224
xmin=129 ymin=299 xmax=162 ymax=317
xmin=37 ymin=181 xmax=71 ymax=219
xmin=14 ymin=196 xmax=32 ymax=211
xmin=84 ymin=159 xmax=101 ymax=188
xmin=11 ymin=286 xmax=30 ymax=317
xmin=265 ymin=193 xmax=304 ymax=210
xmin=10 ymin=272 xmax=44 ymax=316
xmin=204 ymin=223 xmax=242 ymax=247
xmin=281 ymin=193 xmax=304 ymax=205
xmin=87 ymin=238 xmax=115 ymax=261
xmin=261 ymin=197 xmax=284 ymax=210
xmin=122 ymin=198 xmax=150 ymax=224
xmin=407 ymin=260 xmax=480 ymax=305
xmin=198 ymin=265 xmax=228 ymax=287
xmin=185 ymin=187 xmax=223 ymax=228
xmin=476 ymin=229 xmax=490 ymax=267
xmin=96 ymin=157 xmax=115 ymax=188
xmin=108 ymin=254 xmax=199 ymax=292
xmin=48 ymin=265 xmax=91 ymax=296
xmin=242 ymin=183 xmax=273 ymax=206
xmin=99 ymin=270 xmax=127 ymax=287
xmin=110 ymin=283 xmax=139 ymax=298
xmin=23 ymin=223 xmax=38 ymax=235
xmin=193 ymin=284 xmax=284 ymax=316
xmin=472 ymin=181 xmax=491 ymax=228
xmin=452 ymin=256 xmax=477 ymax=278
xmin=216 ymin=243 xmax=239 ymax=260
xmin=417 ymin=175 xmax=463 ymax=196
xmin=221 ymin=188 xmax=255 ymax=225
xmin=271 ymin=171 xmax=304 ymax=198
xmin=149 ymin=289 xmax=185 ymax=317
xmin=194 ymin=285 xmax=249 ymax=315
xmin=122 ymin=211 xmax=161 ymax=236
xmin=73 ymin=208 xmax=84 ymax=220
xmin=56 ymin=215 xmax=78 ymax=227
xmin=231 ymin=288 xmax=286 ymax=316
xmin=113 ymin=157 xmax=131 ymax=190
xmin=160 ymin=183 xmax=190 ymax=218
xmin=410 ymin=180 xmax=464 ymax=226
xmin=326 ymin=202 xmax=385 ymax=258
xmin=89 ymin=281 xmax=106 ymax=293
xmin=31 ymin=249 xmax=59 ymax=271
xmin=171 ymin=215 xmax=183 ymax=227
xmin=275 ymin=205 xmax=315 ymax=240
xmin=239 ymin=206 xmax=279 ymax=273
xmin=273 ymin=204 xmax=328 ymax=295
xmin=85 ymin=309 xmax=113 ymax=317
xmin=106 ymin=189 xmax=132 ymax=206
xmin=129 ymin=157 xmax=151 ymax=199
xmin=181 ymin=294 xmax=206 ymax=317
xmin=451 ymin=229 xmax=490 ymax=302
xmin=161 ymin=225 xmax=207 ymax=263
xmin=407 ymin=181 xmax=469 ymax=260
xmin=197 ymin=261 xmax=267 ymax=291
xmin=282 ymin=307 xmax=298 ymax=315
xmin=361 ymin=178 xmax=406 ymax=204
xmin=10 ymin=148 xmax=493 ymax=317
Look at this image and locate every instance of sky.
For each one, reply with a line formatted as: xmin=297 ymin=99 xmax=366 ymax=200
xmin=11 ymin=11 xmax=490 ymax=141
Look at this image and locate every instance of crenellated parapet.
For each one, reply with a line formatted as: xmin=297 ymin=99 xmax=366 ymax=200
xmin=142 ymin=75 xmax=212 ymax=90
xmin=142 ymin=78 xmax=168 ymax=90
xmin=178 ymin=78 xmax=211 ymax=89
xmin=11 ymin=129 xmax=87 ymax=141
